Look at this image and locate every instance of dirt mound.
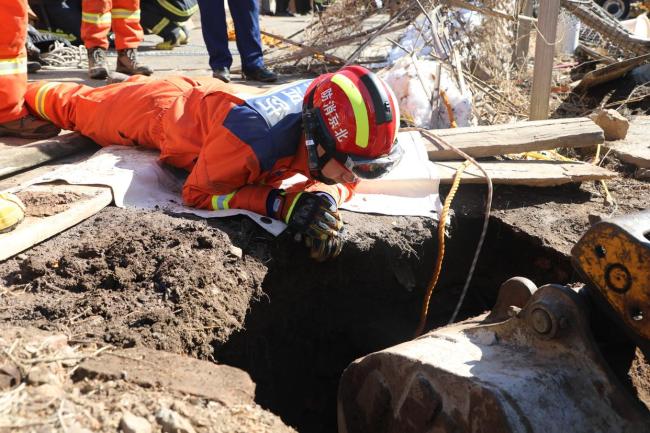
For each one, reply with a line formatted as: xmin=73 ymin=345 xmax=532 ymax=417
xmin=16 ymin=190 xmax=85 ymax=217
xmin=0 ymin=207 xmax=267 ymax=359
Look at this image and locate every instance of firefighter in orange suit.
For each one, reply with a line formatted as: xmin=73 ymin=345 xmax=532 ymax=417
xmin=24 ymin=66 xmax=402 ymax=260
xmin=0 ymin=1 xmax=60 ymax=233
xmin=0 ymin=1 xmax=60 ymax=139
xmin=82 ymin=0 xmax=152 ymax=79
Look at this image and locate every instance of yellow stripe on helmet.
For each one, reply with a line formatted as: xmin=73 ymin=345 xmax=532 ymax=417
xmin=330 ymin=73 xmax=369 ymax=149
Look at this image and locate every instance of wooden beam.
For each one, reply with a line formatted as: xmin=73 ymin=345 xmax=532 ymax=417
xmin=513 ymin=0 xmax=534 ymax=68
xmin=574 ymin=53 xmax=650 ymax=93
xmin=434 ymin=160 xmax=617 ymax=186
xmin=529 ymin=0 xmax=560 ymax=120
xmin=0 ymin=133 xmax=96 ymax=178
xmin=0 ymin=183 xmax=112 ymax=261
xmin=259 ymin=30 xmax=346 ymax=65
xmin=423 ymin=117 xmax=604 ymax=160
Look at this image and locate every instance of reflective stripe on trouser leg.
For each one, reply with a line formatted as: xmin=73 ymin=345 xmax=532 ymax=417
xmin=0 ymin=58 xmax=28 ymax=123
xmin=81 ymin=11 xmax=112 ymax=25
xmin=156 ymin=0 xmax=199 ymax=19
xmin=23 ymin=81 xmax=96 ymax=131
xmin=0 ymin=0 xmax=28 ymax=123
xmin=31 ymin=82 xmax=60 ymax=121
xmin=151 ymin=17 xmax=170 ymax=35
xmin=112 ymin=0 xmax=144 ymax=49
xmin=0 ymin=56 xmax=27 ymax=77
xmin=81 ymin=0 xmax=112 ymax=48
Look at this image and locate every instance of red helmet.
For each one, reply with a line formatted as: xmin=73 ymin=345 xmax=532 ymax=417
xmin=302 ymin=65 xmax=402 ymax=184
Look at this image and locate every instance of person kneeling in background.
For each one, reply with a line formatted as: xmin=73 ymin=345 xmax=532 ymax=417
xmin=140 ymin=0 xmax=198 ymax=50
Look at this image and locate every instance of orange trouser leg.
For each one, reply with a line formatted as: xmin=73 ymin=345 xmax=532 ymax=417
xmin=0 ymin=0 xmax=28 ymax=123
xmin=81 ymin=0 xmax=113 ymax=49
xmin=112 ymin=0 xmax=143 ymax=50
xmin=25 ymin=77 xmax=192 ymax=149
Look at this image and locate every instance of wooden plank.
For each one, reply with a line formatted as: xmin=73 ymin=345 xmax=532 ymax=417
xmin=603 ymin=116 xmax=650 ymax=168
xmin=424 ymin=117 xmax=604 ymax=160
xmin=434 ymin=160 xmax=618 ymax=186
xmin=529 ymin=0 xmax=560 ymax=120
xmin=574 ymin=54 xmax=650 ymax=93
xmin=0 ymin=183 xmax=112 ymax=261
xmin=0 ymin=132 xmax=97 ymax=178
xmin=0 ymin=150 xmax=98 ymax=192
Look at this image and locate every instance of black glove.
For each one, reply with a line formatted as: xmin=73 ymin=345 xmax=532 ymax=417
xmin=304 ymin=227 xmax=344 ymax=262
xmin=280 ymin=191 xmax=344 ymax=261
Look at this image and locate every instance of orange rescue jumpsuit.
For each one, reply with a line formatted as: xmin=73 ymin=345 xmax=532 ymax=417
xmin=82 ymin=0 xmax=144 ymax=49
xmin=0 ymin=1 xmax=28 ymax=123
xmin=24 ymin=76 xmax=353 ymax=215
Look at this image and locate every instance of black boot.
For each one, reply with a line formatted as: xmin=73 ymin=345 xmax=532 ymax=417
xmin=212 ymin=67 xmax=231 ymax=83
xmin=242 ymin=66 xmax=278 ymax=83
xmin=116 ymin=48 xmax=153 ymax=76
xmin=87 ymin=47 xmax=109 ymax=79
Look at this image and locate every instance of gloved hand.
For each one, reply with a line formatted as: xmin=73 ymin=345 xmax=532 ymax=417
xmin=304 ymin=229 xmax=344 ymax=262
xmin=278 ymin=191 xmax=344 ymax=261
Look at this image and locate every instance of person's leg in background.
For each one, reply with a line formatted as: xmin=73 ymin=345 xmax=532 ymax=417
xmin=41 ymin=0 xmax=84 ymax=45
xmin=196 ymin=0 xmax=232 ymax=82
xmin=0 ymin=1 xmax=60 ymax=232
xmin=140 ymin=0 xmax=196 ymax=50
xmin=275 ymin=0 xmax=294 ymax=16
xmin=0 ymin=0 xmax=60 ymax=139
xmin=112 ymin=0 xmax=153 ymax=75
xmin=227 ymin=0 xmax=277 ymax=82
xmin=81 ymin=0 xmax=112 ymax=78
xmin=164 ymin=0 xmax=198 ymax=45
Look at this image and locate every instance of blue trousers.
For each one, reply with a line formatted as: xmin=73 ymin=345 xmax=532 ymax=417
xmin=197 ymin=0 xmax=264 ymax=71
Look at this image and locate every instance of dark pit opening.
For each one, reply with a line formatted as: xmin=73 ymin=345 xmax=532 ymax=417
xmin=214 ymin=213 xmax=576 ymax=433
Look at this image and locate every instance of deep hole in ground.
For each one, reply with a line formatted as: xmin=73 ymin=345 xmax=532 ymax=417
xmin=1 ymin=205 xmax=646 ymax=432
xmin=213 ymin=212 xmax=577 ymax=433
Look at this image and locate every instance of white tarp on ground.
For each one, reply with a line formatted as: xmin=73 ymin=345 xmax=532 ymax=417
xmin=16 ymin=132 xmax=441 ymax=235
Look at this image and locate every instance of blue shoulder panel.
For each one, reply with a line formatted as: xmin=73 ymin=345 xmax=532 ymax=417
xmin=222 ymin=80 xmax=311 ymax=173
xmin=223 ymin=107 xmax=303 ymax=173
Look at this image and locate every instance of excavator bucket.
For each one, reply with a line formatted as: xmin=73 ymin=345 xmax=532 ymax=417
xmin=338 ymin=227 xmax=650 ymax=433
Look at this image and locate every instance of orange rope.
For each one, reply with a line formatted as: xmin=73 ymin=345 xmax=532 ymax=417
xmin=415 ymin=159 xmax=470 ymax=337
xmin=440 ymin=88 xmax=457 ymax=128
xmin=414 ymin=91 xmax=462 ymax=337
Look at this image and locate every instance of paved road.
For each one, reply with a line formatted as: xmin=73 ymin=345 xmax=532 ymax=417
xmin=30 ymin=13 xmax=312 ymax=87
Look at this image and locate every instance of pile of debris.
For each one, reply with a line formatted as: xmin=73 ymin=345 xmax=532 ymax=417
xmin=0 ymin=325 xmax=294 ymax=432
xmin=260 ymin=0 xmax=650 ymax=126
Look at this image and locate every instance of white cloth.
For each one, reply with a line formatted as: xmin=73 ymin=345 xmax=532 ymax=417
xmin=18 ymin=131 xmax=441 ymax=235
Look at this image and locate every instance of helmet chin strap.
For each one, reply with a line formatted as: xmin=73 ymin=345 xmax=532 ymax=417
xmin=303 ymin=109 xmax=339 ymax=185
xmin=305 ymin=136 xmax=338 ymax=185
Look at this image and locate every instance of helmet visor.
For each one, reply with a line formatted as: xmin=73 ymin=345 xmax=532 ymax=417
xmin=345 ymin=140 xmax=404 ymax=180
